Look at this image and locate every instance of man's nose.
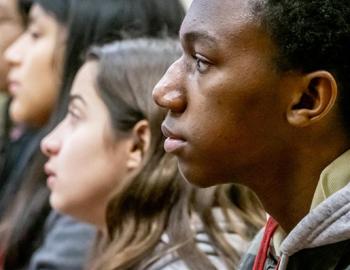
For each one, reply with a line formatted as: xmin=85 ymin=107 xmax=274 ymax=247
xmin=152 ymin=61 xmax=187 ymax=114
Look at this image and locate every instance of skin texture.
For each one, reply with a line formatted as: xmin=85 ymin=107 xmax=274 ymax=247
xmin=154 ymin=0 xmax=294 ymax=188
xmin=41 ymin=62 xmax=134 ymax=228
xmin=153 ymin=0 xmax=350 ymax=232
xmin=5 ymin=4 xmax=65 ymax=127
xmin=0 ymin=0 xmax=24 ymax=91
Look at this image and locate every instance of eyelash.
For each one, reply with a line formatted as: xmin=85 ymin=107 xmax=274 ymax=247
xmin=193 ymin=54 xmax=210 ymax=73
xmin=30 ymin=31 xmax=41 ymax=40
xmin=67 ymin=109 xmax=80 ymax=123
xmin=27 ymin=27 xmax=41 ymax=40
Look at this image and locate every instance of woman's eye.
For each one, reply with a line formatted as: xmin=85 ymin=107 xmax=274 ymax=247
xmin=29 ymin=30 xmax=41 ymax=40
xmin=67 ymin=109 xmax=80 ymax=124
xmin=27 ymin=26 xmax=42 ymax=40
xmin=194 ymin=54 xmax=210 ymax=73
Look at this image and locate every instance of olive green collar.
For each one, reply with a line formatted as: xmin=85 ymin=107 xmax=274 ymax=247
xmin=273 ymin=149 xmax=350 ymax=256
xmin=310 ymin=150 xmax=350 ymax=209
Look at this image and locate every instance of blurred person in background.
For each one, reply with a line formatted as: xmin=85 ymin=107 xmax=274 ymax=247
xmin=0 ymin=0 xmax=31 ymax=192
xmin=0 ymin=1 xmax=96 ymax=269
xmin=0 ymin=0 xmax=29 ymax=92
xmin=0 ymin=0 xmax=185 ymax=269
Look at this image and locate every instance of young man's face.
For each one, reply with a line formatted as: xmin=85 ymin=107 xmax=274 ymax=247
xmin=153 ymin=0 xmax=296 ymax=187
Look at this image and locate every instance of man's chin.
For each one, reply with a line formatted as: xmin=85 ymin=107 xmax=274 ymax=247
xmin=178 ymin=162 xmax=217 ymax=188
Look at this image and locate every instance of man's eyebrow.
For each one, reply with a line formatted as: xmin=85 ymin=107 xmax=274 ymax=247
xmin=181 ymin=31 xmax=218 ymax=48
xmin=69 ymin=94 xmax=87 ymax=106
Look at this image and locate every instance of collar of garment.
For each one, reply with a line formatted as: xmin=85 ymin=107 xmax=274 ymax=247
xmin=272 ymin=149 xmax=350 ymax=258
xmin=278 ymin=149 xmax=350 ymax=257
xmin=310 ymin=149 xmax=350 ymax=209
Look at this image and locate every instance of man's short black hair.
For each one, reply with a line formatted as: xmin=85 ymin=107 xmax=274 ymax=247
xmin=251 ymin=0 xmax=350 ymax=131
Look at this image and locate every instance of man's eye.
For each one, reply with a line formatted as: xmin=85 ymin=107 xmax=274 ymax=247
xmin=194 ymin=54 xmax=210 ymax=73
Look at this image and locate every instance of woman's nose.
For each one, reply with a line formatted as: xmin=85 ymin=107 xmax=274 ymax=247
xmin=4 ymin=35 xmax=24 ymax=66
xmin=40 ymin=132 xmax=60 ymax=157
xmin=152 ymin=60 xmax=187 ymax=114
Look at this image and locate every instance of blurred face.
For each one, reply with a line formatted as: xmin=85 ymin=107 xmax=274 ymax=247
xmin=41 ymin=62 xmax=133 ymax=227
xmin=153 ymin=0 xmax=294 ymax=187
xmin=0 ymin=0 xmax=24 ymax=91
xmin=5 ymin=4 xmax=65 ymax=127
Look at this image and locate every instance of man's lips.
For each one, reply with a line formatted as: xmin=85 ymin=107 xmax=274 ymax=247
xmin=161 ymin=124 xmax=187 ymax=153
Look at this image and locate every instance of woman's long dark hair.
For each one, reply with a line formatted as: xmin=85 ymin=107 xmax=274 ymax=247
xmin=17 ymin=0 xmax=33 ymax=25
xmin=0 ymin=1 xmax=71 ymax=268
xmin=0 ymin=1 xmax=185 ymax=269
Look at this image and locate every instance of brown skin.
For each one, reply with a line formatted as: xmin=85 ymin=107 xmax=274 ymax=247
xmin=153 ymin=0 xmax=350 ymax=233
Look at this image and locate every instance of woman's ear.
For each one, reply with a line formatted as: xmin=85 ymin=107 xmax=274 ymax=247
xmin=126 ymin=120 xmax=151 ymax=170
xmin=286 ymin=71 xmax=338 ymax=127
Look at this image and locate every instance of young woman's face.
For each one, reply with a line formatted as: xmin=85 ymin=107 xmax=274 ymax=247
xmin=5 ymin=3 xmax=65 ymax=127
xmin=41 ymin=62 xmax=133 ymax=228
xmin=0 ymin=0 xmax=24 ymax=91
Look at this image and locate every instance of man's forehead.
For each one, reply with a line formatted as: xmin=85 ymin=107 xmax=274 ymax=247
xmin=181 ymin=0 xmax=257 ymax=37
xmin=180 ymin=0 xmax=259 ymax=46
xmin=185 ymin=0 xmax=255 ymax=21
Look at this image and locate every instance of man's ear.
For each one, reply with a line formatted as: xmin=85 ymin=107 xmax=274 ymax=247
xmin=287 ymin=71 xmax=338 ymax=127
xmin=126 ymin=120 xmax=151 ymax=170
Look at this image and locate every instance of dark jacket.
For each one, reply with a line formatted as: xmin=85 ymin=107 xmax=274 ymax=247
xmin=27 ymin=211 xmax=96 ymax=270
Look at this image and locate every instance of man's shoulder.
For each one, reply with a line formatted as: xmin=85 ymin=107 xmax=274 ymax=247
xmin=238 ymin=227 xmax=350 ymax=270
xmin=287 ymin=239 xmax=350 ymax=270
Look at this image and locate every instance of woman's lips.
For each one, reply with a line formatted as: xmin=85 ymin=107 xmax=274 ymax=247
xmin=8 ymin=81 xmax=19 ymax=96
xmin=161 ymin=124 xmax=186 ymax=153
xmin=44 ymin=163 xmax=57 ymax=188
xmin=47 ymin=175 xmax=56 ymax=189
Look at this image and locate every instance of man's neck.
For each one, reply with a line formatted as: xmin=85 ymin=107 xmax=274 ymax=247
xmin=243 ymin=140 xmax=350 ymax=233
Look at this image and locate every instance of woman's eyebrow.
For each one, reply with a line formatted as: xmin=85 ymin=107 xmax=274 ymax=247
xmin=28 ymin=13 xmax=37 ymax=25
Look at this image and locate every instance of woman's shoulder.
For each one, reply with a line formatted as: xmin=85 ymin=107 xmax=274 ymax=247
xmin=27 ymin=210 xmax=96 ymax=270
